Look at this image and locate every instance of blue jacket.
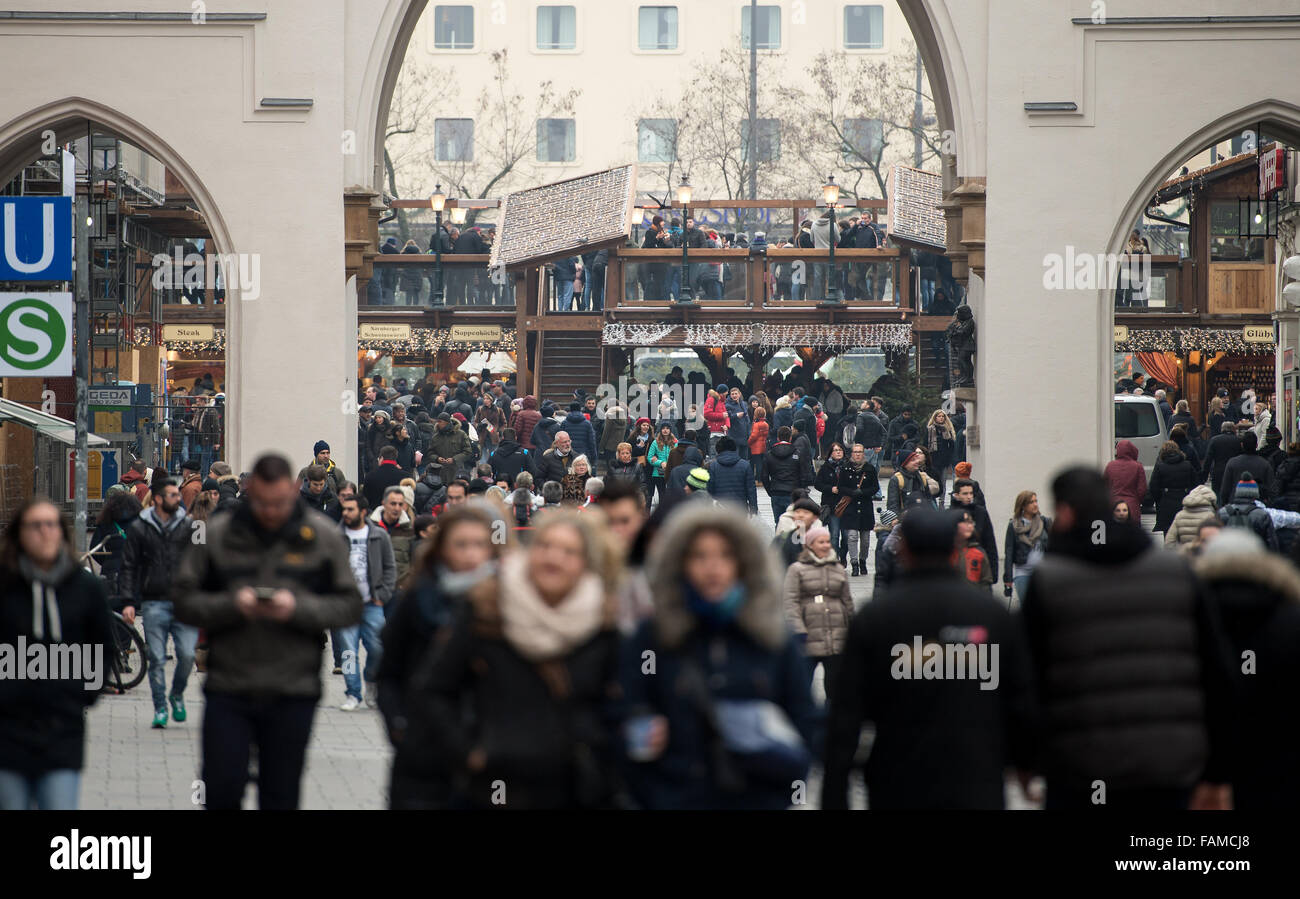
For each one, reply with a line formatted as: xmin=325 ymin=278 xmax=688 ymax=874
xmin=725 ymin=398 xmax=751 ymax=448
xmin=708 ymin=450 xmax=758 ymax=513
xmin=562 ymin=410 xmax=598 ymax=462
xmin=771 ymin=406 xmax=794 ymax=446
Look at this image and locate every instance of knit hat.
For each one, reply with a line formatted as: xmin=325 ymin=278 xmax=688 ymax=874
xmin=1234 ymin=476 xmax=1260 ymax=502
xmin=792 ymin=498 xmax=822 ymax=515
xmin=452 ymin=412 xmax=468 ymax=424
xmin=202 ymin=477 xmax=219 ymax=492
xmin=313 ymin=440 xmax=330 ymax=455
xmin=400 ymin=485 xmax=416 ymax=509
xmin=181 ymin=458 xmax=201 ymax=473
xmin=903 ymin=449 xmax=925 ymax=468
xmin=803 ymin=524 xmax=831 ymax=546
xmin=685 ymin=467 xmax=710 ymax=490
xmin=954 ymin=461 xmax=972 ymax=478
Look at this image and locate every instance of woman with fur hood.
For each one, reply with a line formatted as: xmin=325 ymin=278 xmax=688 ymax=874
xmin=1163 ymin=484 xmax=1219 ymax=553
xmin=783 ymin=524 xmax=854 ymax=703
xmin=619 ymin=502 xmax=819 ymax=809
xmin=1195 ymin=528 xmax=1300 ymax=809
xmin=410 ymin=509 xmax=624 ymax=809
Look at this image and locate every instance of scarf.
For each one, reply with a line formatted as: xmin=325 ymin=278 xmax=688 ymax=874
xmin=438 ymin=560 xmax=498 ymax=596
xmin=18 ymin=549 xmax=75 ymax=641
xmin=498 ymin=554 xmax=606 ymax=662
xmin=1013 ymin=515 xmax=1045 ymax=548
xmin=684 ymin=580 xmax=746 ymax=630
xmin=927 ymin=420 xmax=954 ymax=451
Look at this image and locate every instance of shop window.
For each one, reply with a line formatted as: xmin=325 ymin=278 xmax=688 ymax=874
xmin=537 ymin=6 xmax=577 ymax=50
xmin=844 ymin=5 xmax=884 ymax=50
xmin=1208 ymin=201 xmax=1266 ymax=262
xmin=638 ymin=6 xmax=678 ymax=50
xmin=741 ymin=5 xmax=781 ymax=50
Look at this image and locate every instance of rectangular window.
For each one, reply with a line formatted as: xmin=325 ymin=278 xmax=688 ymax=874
xmin=433 ymin=5 xmax=474 ymax=49
xmin=741 ymin=118 xmax=780 ymax=163
xmin=1115 ymin=401 xmax=1160 ymax=439
xmin=434 ymin=119 xmax=474 ymax=162
xmin=741 ymin=5 xmax=781 ymax=50
xmin=536 ymin=6 xmax=577 ymax=50
xmin=537 ymin=118 xmax=576 ymax=162
xmin=638 ymin=6 xmax=678 ymax=50
xmin=842 ymin=118 xmax=883 ymax=162
xmin=844 ymin=5 xmax=884 ymax=50
xmin=637 ymin=119 xmax=677 ymax=163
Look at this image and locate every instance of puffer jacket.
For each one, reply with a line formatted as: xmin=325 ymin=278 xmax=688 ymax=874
xmin=783 ymin=547 xmax=854 ymax=658
xmin=371 ymin=506 xmax=415 ymax=585
xmin=706 ymin=449 xmax=757 ymax=513
xmin=1164 ymin=484 xmax=1219 ymax=552
xmin=607 ymin=457 xmax=645 ymax=487
xmin=764 ymin=441 xmax=809 ymax=494
xmin=173 ymin=500 xmax=363 ymax=698
xmin=702 ymin=394 xmax=729 ymax=435
xmin=563 ymin=409 xmax=598 ymax=461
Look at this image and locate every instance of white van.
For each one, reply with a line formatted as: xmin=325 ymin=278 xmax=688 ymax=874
xmin=1114 ymin=394 xmax=1169 ymax=479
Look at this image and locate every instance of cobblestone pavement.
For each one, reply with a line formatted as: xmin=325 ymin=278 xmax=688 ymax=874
xmin=83 ymin=478 xmax=1114 ymax=810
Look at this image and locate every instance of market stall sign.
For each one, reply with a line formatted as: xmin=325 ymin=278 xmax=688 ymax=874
xmin=162 ymin=324 xmax=215 ymax=342
xmin=1260 ymin=146 xmax=1286 ymax=198
xmin=359 ymin=323 xmax=412 ymax=340
xmin=1113 ymin=325 xmax=1129 ymax=343
xmin=1243 ymin=325 xmax=1274 ymax=344
xmin=449 ymin=325 xmax=503 ymax=343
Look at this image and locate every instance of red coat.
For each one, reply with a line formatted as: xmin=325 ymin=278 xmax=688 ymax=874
xmin=748 ymin=420 xmax=770 ymax=456
xmin=703 ymin=395 xmax=729 ymax=435
xmin=1104 ymin=439 xmax=1148 ymax=517
xmin=509 ymin=395 xmax=542 ymax=449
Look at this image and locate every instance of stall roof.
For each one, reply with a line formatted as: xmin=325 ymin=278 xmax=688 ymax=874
xmin=1151 ymin=144 xmax=1279 ymax=204
xmin=0 ymin=398 xmax=110 ymax=446
xmin=490 ymin=165 xmax=637 ymax=271
xmin=888 ymin=166 xmax=946 ymax=251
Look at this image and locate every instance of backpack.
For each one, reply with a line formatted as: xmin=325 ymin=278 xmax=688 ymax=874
xmin=1221 ymin=503 xmax=1255 ymax=533
xmin=895 ymin=471 xmax=936 ymax=509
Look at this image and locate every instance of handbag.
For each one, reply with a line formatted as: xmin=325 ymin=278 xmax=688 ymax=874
xmin=834 ymin=472 xmax=869 ymax=517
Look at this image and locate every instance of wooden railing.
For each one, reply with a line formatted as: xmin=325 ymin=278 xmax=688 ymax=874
xmin=366 ymin=254 xmax=509 ymax=307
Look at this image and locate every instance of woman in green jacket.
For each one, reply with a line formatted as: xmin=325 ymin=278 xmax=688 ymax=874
xmin=646 ymin=425 xmax=677 ymax=511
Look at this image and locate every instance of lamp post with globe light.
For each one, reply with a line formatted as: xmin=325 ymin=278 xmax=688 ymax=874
xmin=822 ymin=174 xmax=843 ymax=304
xmin=676 ymin=174 xmax=696 ymax=304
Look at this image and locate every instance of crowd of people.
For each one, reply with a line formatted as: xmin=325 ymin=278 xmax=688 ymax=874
xmin=3 ymin=365 xmax=1296 ymax=812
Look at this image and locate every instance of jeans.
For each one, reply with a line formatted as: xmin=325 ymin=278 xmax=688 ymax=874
xmin=336 ymin=603 xmax=385 ymax=701
xmin=201 ymin=691 xmax=317 ymax=810
xmin=555 ymin=278 xmax=575 ymax=311
xmin=792 ymin=281 xmax=804 ymax=302
xmin=701 ymin=279 xmax=723 ymax=300
xmin=863 ymin=446 xmax=882 ymax=472
xmin=0 ymin=769 xmax=80 ymax=810
xmin=770 ymin=492 xmax=791 ymax=526
xmin=1012 ymin=574 xmax=1031 ymax=608
xmin=827 ymin=515 xmax=844 ymax=558
xmin=142 ymin=600 xmax=199 ymax=714
xmin=667 ymin=268 xmax=680 ymax=302
xmin=920 ymin=277 xmax=935 ymax=312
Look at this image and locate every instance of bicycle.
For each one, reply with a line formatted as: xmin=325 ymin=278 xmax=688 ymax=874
xmin=103 ymin=611 xmax=148 ymax=693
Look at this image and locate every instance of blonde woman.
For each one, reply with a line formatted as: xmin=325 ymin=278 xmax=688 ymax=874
xmin=1002 ymin=490 xmax=1051 ymax=608
xmin=926 ymin=410 xmax=957 ymax=495
xmin=561 ymin=454 xmax=592 ymax=505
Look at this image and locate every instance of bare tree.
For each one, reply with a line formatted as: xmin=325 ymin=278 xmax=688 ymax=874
xmin=384 ymin=57 xmax=448 ymax=243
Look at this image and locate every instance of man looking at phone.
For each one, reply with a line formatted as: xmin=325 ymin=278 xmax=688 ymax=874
xmin=174 ymin=453 xmax=362 ymax=809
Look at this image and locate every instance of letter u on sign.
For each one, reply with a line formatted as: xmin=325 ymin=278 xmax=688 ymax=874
xmin=0 ymin=197 xmax=73 ymax=281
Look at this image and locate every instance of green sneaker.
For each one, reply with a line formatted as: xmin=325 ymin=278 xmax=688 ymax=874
xmin=152 ymin=709 xmax=169 ymax=729
xmin=170 ymin=696 xmax=187 ymax=723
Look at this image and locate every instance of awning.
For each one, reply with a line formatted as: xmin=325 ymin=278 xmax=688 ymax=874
xmin=0 ymin=398 xmax=111 ymax=447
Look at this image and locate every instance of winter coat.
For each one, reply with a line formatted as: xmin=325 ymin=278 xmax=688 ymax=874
xmin=1273 ymin=453 xmax=1300 ymax=511
xmin=120 ymin=468 xmax=150 ymax=504
xmin=854 ymin=409 xmax=886 ymax=449
xmin=532 ymin=414 xmax=561 ymax=453
xmin=599 ymin=413 xmax=628 ymax=456
xmin=725 ymin=398 xmax=751 ymax=448
xmin=873 ymin=527 xmax=900 ymax=591
xmin=90 ymin=509 xmax=138 ymax=611
xmin=179 ymin=472 xmax=204 ymax=511
xmin=1163 ymin=484 xmax=1219 ymax=552
xmin=1104 ymin=440 xmax=1148 ymax=517
xmin=489 ymin=439 xmax=533 ymax=486
xmin=1002 ymin=516 xmax=1051 ymax=584
xmin=0 ymin=555 xmax=115 ymax=775
xmin=835 ymin=461 xmax=878 ymax=531
xmin=371 ymin=507 xmax=415 ymax=585
xmin=926 ymin=422 xmax=956 ymax=471
xmin=784 ymin=548 xmax=854 ymax=657
xmin=1201 ymin=433 xmax=1243 ymax=495
xmin=1022 ymin=523 xmax=1230 ymax=795
xmin=886 ymin=467 xmax=939 ymax=516
xmin=1218 ymin=498 xmax=1278 ymax=551
xmin=535 ymin=448 xmax=572 ymax=485
xmin=563 ymin=409 xmax=598 ymax=461
xmin=1146 ymin=448 xmax=1196 ymax=533
xmin=664 ymin=448 xmax=702 ymax=498
xmin=666 ymin=441 xmax=701 ymax=475
xmin=120 ymin=507 xmax=192 ymax=606
xmin=1219 ymin=450 xmax=1274 ymax=505
xmin=954 ymin=539 xmax=994 ymax=587
xmin=702 ymin=394 xmax=729 ymax=435
xmin=474 ymin=402 xmax=506 ymax=448
xmin=814 ymin=456 xmax=843 ymax=510
xmin=706 ymin=450 xmax=758 ymax=513
xmin=619 ymin=502 xmax=819 ymax=809
xmin=561 ymin=470 xmax=590 ymax=504
xmin=299 ymin=482 xmax=337 ymax=516
xmin=763 ymin=442 xmax=809 ymax=494
xmin=950 ymin=497 xmax=998 ymax=574
xmin=414 ymin=469 xmax=448 ymax=517
xmin=646 ymin=438 xmax=675 ymax=479
xmin=771 ymin=405 xmax=794 ymax=443
xmin=1196 ymin=542 xmax=1300 ymax=809
xmin=410 ymin=554 xmax=622 ymax=809
xmin=607 ymin=458 xmax=645 ymax=488
xmin=747 ymin=420 xmax=769 ymax=457
xmin=425 ymin=422 xmax=474 ymax=484
xmin=823 ymin=563 xmax=1035 ymax=809
xmin=362 ymin=460 xmax=413 ymax=512
xmin=173 ymin=501 xmax=363 ymax=698
xmin=341 ymin=520 xmax=397 ymax=607
xmin=509 ymin=396 xmax=543 ymax=450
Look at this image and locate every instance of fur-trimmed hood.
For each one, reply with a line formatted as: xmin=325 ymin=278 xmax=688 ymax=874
xmin=644 ymin=501 xmax=789 ymax=652
xmin=1195 ymin=536 xmax=1300 ymax=606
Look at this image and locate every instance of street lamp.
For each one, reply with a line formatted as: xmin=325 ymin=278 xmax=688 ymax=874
xmin=676 ymin=174 xmax=695 ymax=304
xmin=429 ymin=185 xmax=446 ymax=305
xmin=822 ymin=174 xmax=843 ymax=304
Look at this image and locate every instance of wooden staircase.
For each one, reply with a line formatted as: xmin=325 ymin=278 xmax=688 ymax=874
xmin=537 ymin=331 xmax=603 ymax=406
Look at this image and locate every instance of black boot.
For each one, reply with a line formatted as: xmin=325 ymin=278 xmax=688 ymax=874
xmin=851 ymin=561 xmax=861 ymax=577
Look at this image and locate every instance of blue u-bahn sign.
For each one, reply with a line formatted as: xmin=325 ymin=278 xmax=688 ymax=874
xmin=0 ymin=197 xmax=73 ymax=281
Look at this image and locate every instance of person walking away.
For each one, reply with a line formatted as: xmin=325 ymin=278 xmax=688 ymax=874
xmin=1104 ymin=439 xmax=1147 ymax=522
xmin=173 ymin=454 xmax=363 ymax=809
xmin=1201 ymin=422 xmax=1243 ymax=507
xmin=747 ymin=407 xmax=769 ymax=485
xmin=1146 ymin=440 xmax=1195 ymax=537
xmin=1219 ymin=430 xmax=1274 ymax=505
xmin=336 ymin=493 xmax=395 ymax=711
xmin=1020 ymin=466 xmax=1231 ymax=809
xmin=411 ymin=510 xmax=621 ymax=808
xmin=823 ymin=508 xmax=1035 ymax=809
xmin=705 ymin=436 xmax=758 ymax=515
xmin=783 ymin=524 xmax=853 ymax=704
xmin=0 ymin=500 xmax=116 ymax=809
xmin=1163 ymin=484 xmax=1219 ymax=553
xmin=763 ymin=426 xmax=806 ymax=526
xmin=619 ymin=502 xmax=818 ymax=809
xmin=121 ymin=479 xmax=197 ymax=728
xmin=1218 ymin=476 xmax=1278 ymax=550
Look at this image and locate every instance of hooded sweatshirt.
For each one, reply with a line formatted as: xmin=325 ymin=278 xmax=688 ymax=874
xmin=1103 ymin=439 xmax=1147 ymax=518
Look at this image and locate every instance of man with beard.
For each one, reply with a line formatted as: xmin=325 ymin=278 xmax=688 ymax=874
xmin=335 ymin=494 xmax=395 ymax=711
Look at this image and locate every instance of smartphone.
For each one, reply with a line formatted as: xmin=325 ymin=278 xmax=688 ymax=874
xmin=254 ymin=587 xmax=277 ymax=602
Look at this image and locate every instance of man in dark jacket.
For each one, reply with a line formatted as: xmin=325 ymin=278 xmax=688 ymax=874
xmin=764 ymin=426 xmax=810 ymax=525
xmin=706 ymin=437 xmax=758 ymax=514
xmin=532 ymin=403 xmax=560 ymax=452
xmin=413 ymin=467 xmax=447 ymax=516
xmin=1022 ymin=466 xmax=1231 ymax=808
xmin=424 ymin=413 xmax=474 ymax=484
xmin=886 ymin=406 xmax=914 ymax=459
xmin=1219 ymin=430 xmax=1273 ymax=504
xmin=551 ymin=256 xmax=580 ymax=311
xmin=562 ymin=402 xmax=598 ymax=462
xmin=950 ymin=478 xmax=998 ymax=576
xmin=1201 ymin=422 xmax=1242 ymax=505
xmin=1258 ymin=426 xmax=1285 ymax=471
xmin=122 ymin=479 xmax=198 ymax=729
xmin=1218 ymin=476 xmax=1278 ymax=550
xmin=581 ymin=248 xmax=608 ymax=310
xmin=362 ymin=446 xmax=412 ymax=511
xmin=174 ymin=454 xmax=363 ymax=809
xmin=823 ymin=507 xmax=1036 ymax=809
xmin=488 ymin=428 xmax=533 ymax=486
xmin=791 ymin=421 xmax=818 ymax=471
xmin=854 ymin=400 xmax=887 ymax=466
xmin=536 ymin=431 xmax=574 ymax=484
xmin=298 ymin=464 xmax=336 ymax=515
xmin=664 ymin=442 xmax=703 ymax=500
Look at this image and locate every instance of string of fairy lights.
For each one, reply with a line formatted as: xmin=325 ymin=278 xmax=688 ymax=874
xmin=1115 ymin=328 xmax=1276 ymax=356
